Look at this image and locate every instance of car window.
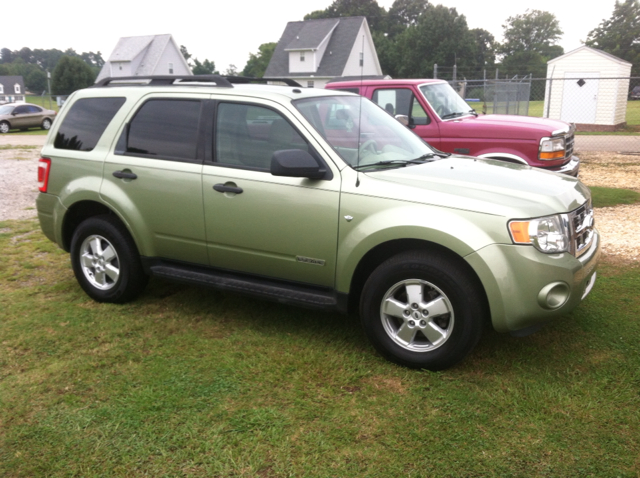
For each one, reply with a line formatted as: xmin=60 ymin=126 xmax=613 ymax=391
xmin=13 ymin=105 xmax=28 ymax=114
xmin=123 ymin=99 xmax=202 ymax=161
xmin=27 ymin=105 xmax=43 ymax=113
xmin=215 ymin=102 xmax=308 ymax=170
xmin=55 ymin=97 xmax=126 ymax=152
xmin=294 ymin=95 xmax=434 ymax=168
xmin=372 ymin=88 xmax=429 ymax=126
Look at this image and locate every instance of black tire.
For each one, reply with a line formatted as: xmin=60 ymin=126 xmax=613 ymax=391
xmin=41 ymin=118 xmax=52 ymax=130
xmin=0 ymin=121 xmax=10 ymax=134
xmin=70 ymin=215 xmax=148 ymax=303
xmin=360 ymin=250 xmax=485 ymax=370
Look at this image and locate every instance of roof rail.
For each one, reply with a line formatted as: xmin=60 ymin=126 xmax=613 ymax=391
xmin=230 ymin=76 xmax=302 ymax=87
xmin=93 ymin=75 xmax=235 ymax=88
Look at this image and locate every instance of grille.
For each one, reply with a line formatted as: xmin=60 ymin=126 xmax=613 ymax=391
xmin=564 ymin=129 xmax=575 ymax=159
xmin=568 ymin=201 xmax=595 ymax=257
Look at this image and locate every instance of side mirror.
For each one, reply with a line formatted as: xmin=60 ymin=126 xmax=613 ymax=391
xmin=395 ymin=114 xmax=409 ymax=127
xmin=271 ymin=149 xmax=326 ymax=179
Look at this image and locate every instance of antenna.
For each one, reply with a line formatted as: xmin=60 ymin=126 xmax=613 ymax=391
xmin=356 ymin=34 xmax=365 ymax=188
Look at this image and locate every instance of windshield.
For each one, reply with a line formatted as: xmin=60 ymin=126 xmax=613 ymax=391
xmin=419 ymin=83 xmax=474 ymax=120
xmin=293 ymin=95 xmax=437 ymax=169
xmin=0 ymin=105 xmax=15 ymax=115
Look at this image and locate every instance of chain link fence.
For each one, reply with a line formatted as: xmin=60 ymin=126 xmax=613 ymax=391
xmin=453 ymin=76 xmax=640 ymax=153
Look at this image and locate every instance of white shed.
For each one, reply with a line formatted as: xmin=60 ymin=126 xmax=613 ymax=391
xmin=543 ymin=46 xmax=632 ymax=131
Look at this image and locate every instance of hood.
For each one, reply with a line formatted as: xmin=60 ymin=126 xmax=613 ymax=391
xmin=362 ymin=156 xmax=589 ymax=219
xmin=444 ymin=114 xmax=570 ymax=140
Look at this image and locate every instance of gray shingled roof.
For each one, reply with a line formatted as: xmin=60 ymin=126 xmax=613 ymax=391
xmin=284 ymin=19 xmax=339 ymax=51
xmin=0 ymin=76 xmax=25 ymax=91
xmin=265 ymin=17 xmax=365 ymax=78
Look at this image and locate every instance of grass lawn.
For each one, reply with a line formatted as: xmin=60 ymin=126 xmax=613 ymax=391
xmin=590 ymin=187 xmax=640 ymax=208
xmin=25 ymin=95 xmax=60 ymax=112
xmin=1 ymin=219 xmax=639 ymax=477
xmin=3 ymin=129 xmax=49 ymax=136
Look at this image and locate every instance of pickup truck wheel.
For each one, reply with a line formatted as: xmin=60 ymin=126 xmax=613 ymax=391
xmin=360 ymin=251 xmax=484 ymax=370
xmin=70 ymin=215 xmax=148 ymax=303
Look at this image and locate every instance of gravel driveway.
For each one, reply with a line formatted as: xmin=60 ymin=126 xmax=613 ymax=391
xmin=0 ymin=134 xmax=638 ymax=263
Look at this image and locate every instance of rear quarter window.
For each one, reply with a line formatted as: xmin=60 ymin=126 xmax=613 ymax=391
xmin=54 ymin=97 xmax=126 ymax=151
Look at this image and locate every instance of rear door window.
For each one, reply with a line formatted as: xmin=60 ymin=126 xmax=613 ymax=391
xmin=122 ymin=99 xmax=202 ymax=162
xmin=55 ymin=97 xmax=126 ymax=151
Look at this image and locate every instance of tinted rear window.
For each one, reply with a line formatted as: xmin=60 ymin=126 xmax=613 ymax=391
xmin=55 ymin=97 xmax=126 ymax=151
xmin=124 ymin=99 xmax=201 ymax=161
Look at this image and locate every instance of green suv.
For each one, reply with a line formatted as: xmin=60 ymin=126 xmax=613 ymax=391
xmin=36 ymin=76 xmax=600 ymax=370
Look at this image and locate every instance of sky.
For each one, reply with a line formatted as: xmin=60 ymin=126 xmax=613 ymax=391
xmin=3 ymin=0 xmax=619 ymax=73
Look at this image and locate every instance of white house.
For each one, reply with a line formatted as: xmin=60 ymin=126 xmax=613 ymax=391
xmin=543 ymin=46 xmax=632 ymax=131
xmin=0 ymin=76 xmax=26 ymax=103
xmin=96 ymin=34 xmax=192 ymax=82
xmin=264 ymin=16 xmax=382 ymax=89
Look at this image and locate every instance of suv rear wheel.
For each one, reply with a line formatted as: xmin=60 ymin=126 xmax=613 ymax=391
xmin=70 ymin=215 xmax=148 ymax=303
xmin=360 ymin=250 xmax=484 ymax=370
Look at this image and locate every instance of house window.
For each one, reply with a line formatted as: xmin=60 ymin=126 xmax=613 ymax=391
xmin=307 ymin=81 xmax=315 ymax=88
xmin=169 ymin=62 xmax=174 ymax=74
xmin=0 ymin=84 xmax=3 ymax=94
xmin=359 ymin=52 xmax=363 ymax=67
xmin=14 ymin=84 xmax=21 ymax=94
xmin=300 ymin=52 xmax=305 ymax=62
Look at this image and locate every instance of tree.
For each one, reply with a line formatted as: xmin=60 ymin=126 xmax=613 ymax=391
xmin=241 ymin=42 xmax=276 ymax=78
xmin=52 ymin=56 xmax=95 ymax=95
xmin=223 ymin=64 xmax=238 ymax=76
xmin=393 ymin=5 xmax=477 ymax=78
xmin=192 ymin=59 xmax=218 ymax=75
xmin=180 ymin=45 xmax=193 ymax=67
xmin=499 ymin=9 xmax=564 ymax=77
xmin=305 ymin=0 xmax=387 ymax=32
xmin=0 ymin=48 xmax=14 ymax=63
xmin=386 ymin=0 xmax=429 ymax=37
xmin=470 ymin=28 xmax=497 ymax=74
xmin=586 ymin=0 xmax=640 ymax=75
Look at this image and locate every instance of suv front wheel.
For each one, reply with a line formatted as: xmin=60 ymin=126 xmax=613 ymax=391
xmin=360 ymin=250 xmax=485 ymax=370
xmin=70 ymin=215 xmax=148 ymax=303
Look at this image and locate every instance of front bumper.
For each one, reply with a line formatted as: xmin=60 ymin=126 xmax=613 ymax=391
xmin=544 ymin=155 xmax=580 ymax=177
xmin=465 ymin=229 xmax=600 ymax=333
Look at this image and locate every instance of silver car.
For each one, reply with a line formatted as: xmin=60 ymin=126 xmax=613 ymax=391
xmin=0 ymin=103 xmax=57 ymax=133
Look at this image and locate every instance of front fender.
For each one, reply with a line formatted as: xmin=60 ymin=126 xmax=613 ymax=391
xmin=335 ymin=195 xmax=508 ymax=293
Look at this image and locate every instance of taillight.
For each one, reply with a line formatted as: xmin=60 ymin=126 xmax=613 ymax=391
xmin=38 ymin=158 xmax=51 ymax=193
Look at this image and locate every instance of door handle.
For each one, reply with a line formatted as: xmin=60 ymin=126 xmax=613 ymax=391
xmin=113 ymin=170 xmax=137 ymax=180
xmin=213 ymin=183 xmax=243 ymax=194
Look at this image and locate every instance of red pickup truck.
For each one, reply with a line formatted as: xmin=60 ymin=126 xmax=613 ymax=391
xmin=325 ymin=78 xmax=579 ymax=176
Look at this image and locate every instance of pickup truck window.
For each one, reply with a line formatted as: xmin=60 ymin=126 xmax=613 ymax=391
xmin=372 ymin=88 xmax=429 ymax=125
xmin=419 ymin=83 xmax=474 ymax=120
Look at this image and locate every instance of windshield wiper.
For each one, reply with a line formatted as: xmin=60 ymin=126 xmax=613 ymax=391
xmin=440 ymin=111 xmax=468 ymax=120
xmin=353 ymin=155 xmax=436 ymax=171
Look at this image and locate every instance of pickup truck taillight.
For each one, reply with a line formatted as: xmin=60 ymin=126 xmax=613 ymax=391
xmin=38 ymin=158 xmax=51 ymax=193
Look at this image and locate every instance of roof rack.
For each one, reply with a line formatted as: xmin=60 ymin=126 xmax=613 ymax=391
xmin=93 ymin=75 xmax=303 ymax=89
xmin=93 ymin=75 xmax=235 ymax=88
xmin=231 ymin=76 xmax=302 ymax=87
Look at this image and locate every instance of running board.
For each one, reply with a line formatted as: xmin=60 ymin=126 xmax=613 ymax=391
xmin=149 ymin=263 xmax=339 ymax=311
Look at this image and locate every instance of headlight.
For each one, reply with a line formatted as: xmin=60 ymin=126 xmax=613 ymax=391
xmin=509 ymin=215 xmax=569 ymax=253
xmin=539 ymin=137 xmax=565 ymax=160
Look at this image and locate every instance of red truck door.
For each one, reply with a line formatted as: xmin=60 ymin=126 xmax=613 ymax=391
xmin=368 ymin=87 xmax=441 ymax=149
